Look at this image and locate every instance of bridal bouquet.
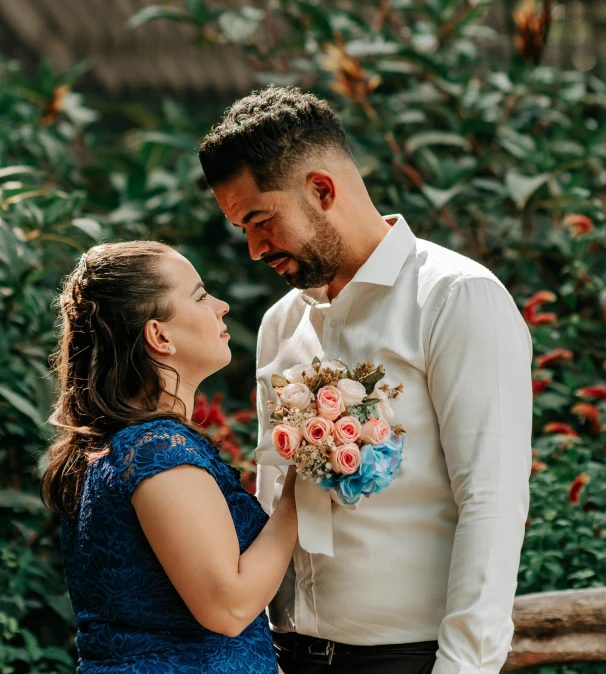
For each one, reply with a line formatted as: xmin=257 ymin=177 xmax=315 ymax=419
xmin=267 ymin=358 xmax=406 ymax=505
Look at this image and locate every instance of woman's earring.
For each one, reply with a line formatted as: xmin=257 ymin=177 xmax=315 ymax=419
xmin=167 ymin=345 xmax=175 ymax=352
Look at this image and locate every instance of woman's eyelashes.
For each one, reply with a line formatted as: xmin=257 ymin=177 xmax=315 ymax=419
xmin=197 ymin=292 xmax=208 ymax=302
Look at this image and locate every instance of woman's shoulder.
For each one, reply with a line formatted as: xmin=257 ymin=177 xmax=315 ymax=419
xmin=110 ymin=418 xmax=209 ymax=451
xmin=108 ymin=419 xmax=220 ymax=495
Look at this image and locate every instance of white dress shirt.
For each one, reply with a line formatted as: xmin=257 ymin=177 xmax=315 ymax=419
xmin=255 ymin=214 xmax=532 ymax=674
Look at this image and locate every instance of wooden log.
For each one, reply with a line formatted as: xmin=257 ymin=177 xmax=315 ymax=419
xmin=504 ymin=588 xmax=606 ymax=670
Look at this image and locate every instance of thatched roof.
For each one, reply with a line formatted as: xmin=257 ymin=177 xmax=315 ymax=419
xmin=0 ymin=0 xmax=253 ymax=95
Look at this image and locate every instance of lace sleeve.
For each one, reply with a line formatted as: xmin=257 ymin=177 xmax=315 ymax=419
xmin=115 ymin=420 xmax=219 ymax=500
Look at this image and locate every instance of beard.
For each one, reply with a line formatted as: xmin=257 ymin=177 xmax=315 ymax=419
xmin=279 ymin=202 xmax=344 ymax=290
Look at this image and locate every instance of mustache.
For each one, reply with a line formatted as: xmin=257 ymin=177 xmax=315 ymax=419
xmin=262 ymin=252 xmax=293 ymax=266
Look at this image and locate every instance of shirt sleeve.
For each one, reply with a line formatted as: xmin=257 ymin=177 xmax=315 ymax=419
xmin=426 ymin=276 xmax=533 ymax=674
xmin=255 ymin=314 xmax=284 ymax=515
xmin=117 ymin=420 xmax=219 ymax=501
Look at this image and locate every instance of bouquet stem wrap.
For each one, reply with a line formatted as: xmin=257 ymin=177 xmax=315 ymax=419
xmin=255 ymin=432 xmax=339 ymax=556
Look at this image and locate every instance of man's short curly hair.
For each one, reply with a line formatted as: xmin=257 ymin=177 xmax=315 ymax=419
xmin=198 ymin=85 xmax=353 ymax=191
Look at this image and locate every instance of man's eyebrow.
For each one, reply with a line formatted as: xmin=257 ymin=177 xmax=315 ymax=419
xmin=190 ymin=281 xmax=205 ymax=297
xmin=242 ymin=209 xmax=268 ymax=225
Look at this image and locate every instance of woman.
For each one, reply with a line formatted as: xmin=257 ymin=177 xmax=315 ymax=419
xmin=42 ymin=241 xmax=297 ymax=673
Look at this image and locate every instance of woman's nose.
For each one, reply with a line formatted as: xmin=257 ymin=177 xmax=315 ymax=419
xmin=218 ymin=299 xmax=229 ymax=317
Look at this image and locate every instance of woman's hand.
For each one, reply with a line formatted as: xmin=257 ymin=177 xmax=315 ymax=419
xmin=281 ymin=465 xmax=297 ymax=502
xmin=132 ymin=462 xmax=298 ymax=638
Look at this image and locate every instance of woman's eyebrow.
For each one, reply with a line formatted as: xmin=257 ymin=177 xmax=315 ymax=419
xmin=190 ymin=281 xmax=205 ymax=297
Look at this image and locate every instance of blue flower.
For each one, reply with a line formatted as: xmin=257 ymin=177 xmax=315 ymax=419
xmin=319 ymin=432 xmax=404 ymax=505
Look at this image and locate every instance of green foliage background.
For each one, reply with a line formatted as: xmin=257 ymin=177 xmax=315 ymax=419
xmin=1 ymin=1 xmax=605 ymax=671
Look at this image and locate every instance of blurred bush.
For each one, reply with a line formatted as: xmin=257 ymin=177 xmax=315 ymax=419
xmin=1 ymin=0 xmax=605 ymax=671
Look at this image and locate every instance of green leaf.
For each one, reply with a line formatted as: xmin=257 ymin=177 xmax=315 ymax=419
xmin=0 ymin=166 xmax=44 ymax=181
xmin=505 ymin=171 xmax=551 ymax=210
xmin=497 ymin=127 xmax=536 ymax=159
xmin=358 ymin=366 xmax=386 ymax=394
xmin=0 ymin=489 xmax=46 ymax=513
xmin=182 ymin=0 xmax=213 ymax=24
xmin=46 ymin=594 xmax=76 ymax=624
xmin=421 ymin=183 xmax=465 ymax=209
xmin=21 ymin=629 xmax=43 ymax=663
xmin=406 ymin=131 xmax=471 ymax=154
xmin=298 ymin=5 xmax=333 ymax=39
xmin=40 ymin=646 xmax=74 ymax=665
xmin=218 ymin=8 xmax=264 ymax=44
xmin=127 ymin=5 xmax=196 ymax=29
xmin=136 ymin=131 xmax=198 ymax=152
xmin=71 ymin=217 xmax=103 ymax=240
xmin=271 ymin=374 xmax=289 ymax=389
xmin=0 ymin=385 xmax=46 ymax=428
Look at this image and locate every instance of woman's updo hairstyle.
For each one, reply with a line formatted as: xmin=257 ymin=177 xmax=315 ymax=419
xmin=42 ymin=241 xmax=205 ymax=516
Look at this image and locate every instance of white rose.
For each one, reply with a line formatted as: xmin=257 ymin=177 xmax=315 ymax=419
xmin=373 ymin=386 xmax=394 ymax=422
xmin=280 ymin=383 xmax=312 ymax=410
xmin=336 ymin=378 xmax=367 ymax=407
xmin=319 ymin=360 xmax=347 ymax=373
xmin=283 ymin=364 xmax=314 ymax=384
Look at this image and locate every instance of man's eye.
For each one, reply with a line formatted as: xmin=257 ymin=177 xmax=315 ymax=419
xmin=255 ymin=218 xmax=270 ymax=228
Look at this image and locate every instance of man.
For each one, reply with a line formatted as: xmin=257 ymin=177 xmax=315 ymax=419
xmin=199 ymin=85 xmax=532 ymax=674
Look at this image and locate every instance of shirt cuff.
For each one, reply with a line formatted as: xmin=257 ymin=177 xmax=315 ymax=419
xmin=431 ymin=657 xmax=484 ymax=674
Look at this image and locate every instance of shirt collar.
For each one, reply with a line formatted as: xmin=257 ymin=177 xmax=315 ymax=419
xmin=300 ymin=214 xmax=416 ymax=307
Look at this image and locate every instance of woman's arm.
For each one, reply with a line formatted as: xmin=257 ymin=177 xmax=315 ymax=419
xmin=132 ymin=464 xmax=297 ymax=637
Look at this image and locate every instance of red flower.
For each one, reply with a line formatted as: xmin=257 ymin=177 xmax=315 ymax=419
xmin=569 ymin=474 xmax=590 ymax=504
xmin=220 ymin=440 xmax=244 ymax=462
xmin=576 ymin=385 xmax=606 ymax=401
xmin=231 ymin=409 xmax=256 ymax=425
xmin=535 ymin=349 xmax=574 ymax=368
xmin=542 ymin=422 xmax=579 ymax=438
xmin=532 ymin=375 xmax=551 ymax=396
xmin=192 ymin=393 xmax=228 ymax=429
xmin=571 ymin=403 xmax=601 ymax=433
xmin=531 ymin=461 xmax=548 ymax=473
xmin=240 ymin=471 xmax=257 ymax=494
xmin=523 ymin=291 xmax=557 ymax=326
xmin=563 ymin=214 xmax=593 ymax=238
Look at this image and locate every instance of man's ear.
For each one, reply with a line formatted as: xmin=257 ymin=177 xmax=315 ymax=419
xmin=143 ymin=319 xmax=174 ymax=357
xmin=306 ymin=170 xmax=336 ymax=211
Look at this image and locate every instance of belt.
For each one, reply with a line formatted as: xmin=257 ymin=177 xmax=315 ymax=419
xmin=272 ymin=631 xmax=439 ymax=666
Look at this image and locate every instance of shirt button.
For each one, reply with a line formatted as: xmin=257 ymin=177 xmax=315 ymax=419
xmin=330 ymin=319 xmax=339 ymax=328
xmin=298 ymin=579 xmax=309 ymax=589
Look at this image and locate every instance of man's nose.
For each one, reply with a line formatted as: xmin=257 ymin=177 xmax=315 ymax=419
xmin=247 ymin=231 xmax=271 ymax=261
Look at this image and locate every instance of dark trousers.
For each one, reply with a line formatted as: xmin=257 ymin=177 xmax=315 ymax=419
xmin=274 ymin=632 xmax=438 ymax=674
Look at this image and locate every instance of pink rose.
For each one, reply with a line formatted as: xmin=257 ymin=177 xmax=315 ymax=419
xmin=329 ymin=443 xmax=361 ymax=475
xmin=315 ymin=386 xmax=346 ymax=421
xmin=336 ymin=378 xmax=366 ymax=406
xmin=333 ymin=416 xmax=362 ymax=445
xmin=302 ymin=417 xmax=334 ymax=446
xmin=280 ymin=383 xmax=312 ymax=411
xmin=271 ymin=424 xmax=302 ymax=460
xmin=360 ymin=418 xmax=391 ymax=445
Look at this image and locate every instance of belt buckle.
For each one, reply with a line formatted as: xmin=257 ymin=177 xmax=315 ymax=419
xmin=308 ymin=639 xmax=336 ymax=665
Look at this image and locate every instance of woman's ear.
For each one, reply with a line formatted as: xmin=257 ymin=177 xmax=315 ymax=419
xmin=144 ymin=319 xmax=174 ymax=357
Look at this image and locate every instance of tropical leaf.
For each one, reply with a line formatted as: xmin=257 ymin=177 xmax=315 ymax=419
xmin=0 ymin=385 xmax=46 ymax=428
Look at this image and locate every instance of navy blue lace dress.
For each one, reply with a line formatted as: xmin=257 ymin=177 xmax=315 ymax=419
xmin=60 ymin=419 xmax=278 ymax=673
